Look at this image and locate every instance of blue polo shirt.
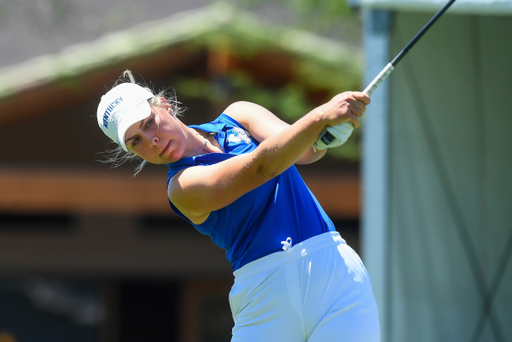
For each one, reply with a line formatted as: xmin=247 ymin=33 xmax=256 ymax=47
xmin=167 ymin=114 xmax=335 ymax=271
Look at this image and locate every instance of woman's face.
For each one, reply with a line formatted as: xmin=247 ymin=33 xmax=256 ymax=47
xmin=124 ymin=101 xmax=185 ymax=164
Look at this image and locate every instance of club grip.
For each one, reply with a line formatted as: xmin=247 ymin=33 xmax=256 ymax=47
xmin=363 ymin=63 xmax=394 ymax=96
xmin=319 ymin=63 xmax=395 ymax=145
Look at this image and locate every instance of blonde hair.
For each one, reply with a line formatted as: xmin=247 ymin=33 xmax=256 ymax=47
xmin=99 ymin=70 xmax=184 ymax=175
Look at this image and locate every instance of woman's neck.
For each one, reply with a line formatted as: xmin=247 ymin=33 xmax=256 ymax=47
xmin=191 ymin=129 xmax=223 ymax=155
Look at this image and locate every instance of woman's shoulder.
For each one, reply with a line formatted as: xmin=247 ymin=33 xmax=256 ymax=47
xmin=213 ymin=112 xmax=250 ymax=132
xmin=222 ymin=101 xmax=264 ymax=128
xmin=188 ymin=112 xmax=246 ymax=134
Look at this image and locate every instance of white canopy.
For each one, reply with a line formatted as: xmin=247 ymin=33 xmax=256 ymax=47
xmin=360 ymin=2 xmax=512 ymax=341
xmin=358 ymin=0 xmax=512 ymax=14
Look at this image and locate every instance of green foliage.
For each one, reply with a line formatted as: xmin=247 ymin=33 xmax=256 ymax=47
xmin=175 ymin=71 xmax=312 ymax=123
xmin=173 ymin=2 xmax=363 ymax=160
xmin=276 ymin=0 xmax=352 ymax=29
xmin=228 ymin=0 xmax=361 ymax=41
xmin=297 ymin=59 xmax=361 ymax=93
xmin=236 ymin=0 xmax=352 ymax=26
xmin=174 ymin=67 xmax=361 ymax=160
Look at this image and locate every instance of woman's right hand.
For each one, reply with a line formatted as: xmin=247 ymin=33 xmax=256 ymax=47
xmin=311 ymin=91 xmax=370 ymax=129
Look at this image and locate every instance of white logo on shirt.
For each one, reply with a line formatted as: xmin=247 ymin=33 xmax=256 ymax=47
xmin=227 ymin=127 xmax=252 ymax=144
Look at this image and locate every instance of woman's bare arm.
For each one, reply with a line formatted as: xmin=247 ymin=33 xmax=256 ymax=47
xmin=223 ymin=101 xmax=326 ymax=164
xmin=168 ymin=92 xmax=369 ymax=224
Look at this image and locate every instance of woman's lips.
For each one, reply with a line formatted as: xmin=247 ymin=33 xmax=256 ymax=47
xmin=160 ymin=140 xmax=171 ymax=156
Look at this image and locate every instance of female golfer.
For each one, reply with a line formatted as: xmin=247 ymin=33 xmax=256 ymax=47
xmin=97 ymin=71 xmax=380 ymax=341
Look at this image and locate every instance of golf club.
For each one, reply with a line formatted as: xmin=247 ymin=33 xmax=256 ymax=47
xmin=319 ymin=0 xmax=457 ymax=145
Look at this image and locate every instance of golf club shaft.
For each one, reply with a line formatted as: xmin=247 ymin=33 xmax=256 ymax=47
xmin=319 ymin=0 xmax=456 ymax=145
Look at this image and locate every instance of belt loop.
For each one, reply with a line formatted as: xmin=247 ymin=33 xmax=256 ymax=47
xmin=281 ymin=237 xmax=293 ymax=251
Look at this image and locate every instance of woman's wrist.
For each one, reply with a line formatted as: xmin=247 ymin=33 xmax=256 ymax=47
xmin=306 ymin=103 xmax=335 ymax=130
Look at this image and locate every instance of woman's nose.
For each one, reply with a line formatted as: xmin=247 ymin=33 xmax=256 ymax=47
xmin=141 ymin=131 xmax=158 ymax=147
xmin=149 ymin=135 xmax=159 ymax=147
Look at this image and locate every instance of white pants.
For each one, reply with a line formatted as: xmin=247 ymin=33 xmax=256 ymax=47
xmin=229 ymin=232 xmax=380 ymax=342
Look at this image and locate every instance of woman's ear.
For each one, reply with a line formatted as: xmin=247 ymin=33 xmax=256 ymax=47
xmin=160 ymin=97 xmax=174 ymax=116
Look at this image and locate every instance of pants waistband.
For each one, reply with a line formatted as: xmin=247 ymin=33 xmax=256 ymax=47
xmin=233 ymin=231 xmax=345 ymax=281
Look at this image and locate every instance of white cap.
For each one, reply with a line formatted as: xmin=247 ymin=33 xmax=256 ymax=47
xmin=97 ymin=83 xmax=154 ymax=151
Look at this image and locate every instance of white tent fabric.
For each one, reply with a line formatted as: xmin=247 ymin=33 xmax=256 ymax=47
xmin=358 ymin=0 xmax=512 ymax=14
xmin=364 ymin=11 xmax=512 ymax=341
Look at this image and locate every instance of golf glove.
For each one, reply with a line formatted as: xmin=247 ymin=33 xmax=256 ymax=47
xmin=313 ymin=122 xmax=354 ymax=151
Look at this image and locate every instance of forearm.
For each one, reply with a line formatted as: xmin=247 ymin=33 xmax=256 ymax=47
xmin=250 ymin=90 xmax=369 ymax=178
xmin=296 ymin=146 xmax=327 ymax=164
xmin=253 ymin=111 xmax=325 ymax=179
xmin=225 ymin=101 xmax=327 ymax=166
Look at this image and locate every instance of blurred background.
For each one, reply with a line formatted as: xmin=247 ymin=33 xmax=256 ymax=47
xmin=0 ymin=0 xmax=363 ymax=341
xmin=1 ymin=0 xmax=511 ymax=341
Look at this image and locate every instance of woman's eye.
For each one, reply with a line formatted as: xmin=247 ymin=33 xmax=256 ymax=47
xmin=145 ymin=119 xmax=153 ymax=128
xmin=133 ymin=137 xmax=139 ymax=147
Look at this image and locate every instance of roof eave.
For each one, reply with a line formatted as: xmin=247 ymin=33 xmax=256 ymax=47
xmin=0 ymin=2 xmax=361 ymax=101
